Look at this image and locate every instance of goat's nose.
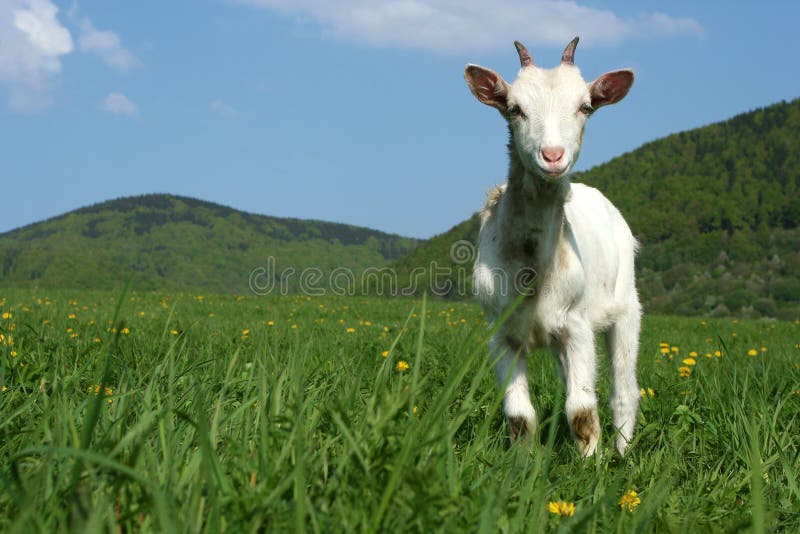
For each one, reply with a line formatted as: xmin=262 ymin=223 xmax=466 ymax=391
xmin=541 ymin=146 xmax=565 ymax=164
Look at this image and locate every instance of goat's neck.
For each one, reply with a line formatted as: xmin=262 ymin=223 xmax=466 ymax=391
xmin=501 ymin=135 xmax=570 ymax=267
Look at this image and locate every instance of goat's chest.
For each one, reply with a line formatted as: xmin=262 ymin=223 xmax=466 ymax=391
xmin=474 ymin=221 xmax=584 ymax=347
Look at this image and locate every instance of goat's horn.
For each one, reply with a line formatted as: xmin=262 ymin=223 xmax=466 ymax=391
xmin=514 ymin=41 xmax=534 ymax=68
xmin=561 ymin=36 xmax=579 ymax=65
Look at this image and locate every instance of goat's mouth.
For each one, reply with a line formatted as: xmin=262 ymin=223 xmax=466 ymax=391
xmin=536 ymin=164 xmax=570 ymax=181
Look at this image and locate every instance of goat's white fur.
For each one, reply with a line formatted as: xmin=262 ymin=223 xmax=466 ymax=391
xmin=466 ymin=39 xmax=640 ymax=456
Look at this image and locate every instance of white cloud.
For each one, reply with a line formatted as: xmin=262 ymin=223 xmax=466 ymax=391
xmin=78 ymin=16 xmax=141 ymax=70
xmin=211 ymin=99 xmax=240 ymax=119
xmin=101 ymin=92 xmax=139 ymax=117
xmin=0 ymin=0 xmax=74 ymax=111
xmin=236 ymin=0 xmax=702 ymax=53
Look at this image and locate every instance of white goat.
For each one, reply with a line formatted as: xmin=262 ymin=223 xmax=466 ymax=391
xmin=465 ymin=38 xmax=640 ymax=456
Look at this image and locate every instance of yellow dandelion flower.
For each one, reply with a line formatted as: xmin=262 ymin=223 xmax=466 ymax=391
xmin=1 ymin=385 xmax=7 ymax=392
xmin=714 ymin=350 xmax=722 ymax=358
xmin=93 ymin=337 xmax=102 ymax=343
xmin=291 ymin=324 xmax=298 ymax=329
xmin=705 ymin=352 xmax=713 ymax=358
xmin=381 ymin=350 xmax=389 ymax=358
xmin=267 ymin=320 xmax=275 ymax=326
xmin=1 ymin=311 xmax=12 ymax=319
xmin=760 ymin=346 xmax=767 ymax=353
xmin=242 ymin=329 xmax=251 ymax=337
xmin=547 ymin=501 xmax=575 ymax=517
xmin=346 ymin=327 xmax=356 ymax=333
xmin=670 ymin=346 xmax=679 ymax=354
xmin=171 ymin=330 xmax=179 ymax=336
xmin=659 ymin=347 xmax=670 ymax=355
xmin=364 ymin=321 xmax=372 ymax=326
xmin=689 ymin=351 xmax=698 ymax=357
xmin=682 ymin=357 xmax=697 ymax=366
xmin=640 ymin=387 xmax=655 ymax=397
xmin=413 ymin=405 xmax=419 ymax=415
xmin=89 ymin=384 xmax=114 ymax=403
xmin=618 ymin=490 xmax=641 ymax=512
xmin=10 ymin=350 xmax=17 ymax=357
xmin=659 ymin=342 xmax=669 ymax=348
xmin=678 ymin=366 xmax=692 ymax=378
xmin=747 ymin=348 xmax=758 ymax=357
xmin=396 ymin=360 xmax=410 ymax=372
xmin=120 ymin=327 xmax=130 ymax=335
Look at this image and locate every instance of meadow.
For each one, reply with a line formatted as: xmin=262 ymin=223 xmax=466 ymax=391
xmin=1 ymin=289 xmax=798 ymax=532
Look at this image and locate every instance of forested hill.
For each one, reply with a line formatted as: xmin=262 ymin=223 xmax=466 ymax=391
xmin=391 ymin=99 xmax=800 ymax=319
xmin=0 ymin=194 xmax=419 ymax=293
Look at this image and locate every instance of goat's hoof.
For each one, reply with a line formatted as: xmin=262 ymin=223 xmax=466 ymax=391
xmin=616 ymin=436 xmax=631 ymax=456
xmin=570 ymin=408 xmax=600 ymax=457
xmin=507 ymin=416 xmax=533 ymax=445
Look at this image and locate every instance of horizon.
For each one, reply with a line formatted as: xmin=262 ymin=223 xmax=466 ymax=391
xmin=1 ymin=94 xmax=795 ymax=241
xmin=2 ymin=1 xmax=799 ymax=239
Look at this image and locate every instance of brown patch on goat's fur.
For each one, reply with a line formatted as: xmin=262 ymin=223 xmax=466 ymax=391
xmin=507 ymin=416 xmax=531 ymax=444
xmin=570 ymin=408 xmax=598 ymax=449
xmin=480 ymin=185 xmax=505 ymax=225
xmin=556 ymin=237 xmax=571 ymax=271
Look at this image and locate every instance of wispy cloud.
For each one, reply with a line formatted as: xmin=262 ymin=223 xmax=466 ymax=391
xmin=78 ymin=16 xmax=141 ymax=70
xmin=211 ymin=99 xmax=240 ymax=119
xmin=236 ymin=0 xmax=702 ymax=53
xmin=101 ymin=92 xmax=139 ymax=117
xmin=0 ymin=0 xmax=74 ymax=112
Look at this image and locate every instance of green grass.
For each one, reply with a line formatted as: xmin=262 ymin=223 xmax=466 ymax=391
xmin=1 ymin=289 xmax=798 ymax=532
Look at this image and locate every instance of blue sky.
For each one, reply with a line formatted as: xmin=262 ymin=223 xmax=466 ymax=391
xmin=1 ymin=1 xmax=798 ymax=239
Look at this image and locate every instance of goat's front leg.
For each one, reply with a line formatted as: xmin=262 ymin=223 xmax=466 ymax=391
xmin=558 ymin=320 xmax=600 ymax=457
xmin=492 ymin=335 xmax=536 ymax=444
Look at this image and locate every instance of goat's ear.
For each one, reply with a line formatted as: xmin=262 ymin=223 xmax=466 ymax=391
xmin=589 ymin=69 xmax=634 ymax=109
xmin=465 ymin=64 xmax=509 ymax=112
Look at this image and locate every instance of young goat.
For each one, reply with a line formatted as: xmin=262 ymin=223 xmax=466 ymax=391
xmin=465 ymin=38 xmax=640 ymax=456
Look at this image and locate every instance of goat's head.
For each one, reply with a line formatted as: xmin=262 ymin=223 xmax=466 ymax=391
xmin=465 ymin=37 xmax=634 ymax=182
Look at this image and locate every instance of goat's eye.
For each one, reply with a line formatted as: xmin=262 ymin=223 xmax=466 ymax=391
xmin=507 ymin=105 xmax=525 ymax=119
xmin=579 ymin=103 xmax=594 ymax=116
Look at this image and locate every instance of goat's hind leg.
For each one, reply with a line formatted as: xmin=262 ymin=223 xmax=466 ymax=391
xmin=492 ymin=335 xmax=536 ymax=444
xmin=606 ymin=310 xmax=641 ymax=455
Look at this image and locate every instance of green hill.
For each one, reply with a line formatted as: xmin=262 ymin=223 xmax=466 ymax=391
xmin=0 ymin=194 xmax=419 ymax=294
xmin=391 ymin=99 xmax=800 ymax=319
